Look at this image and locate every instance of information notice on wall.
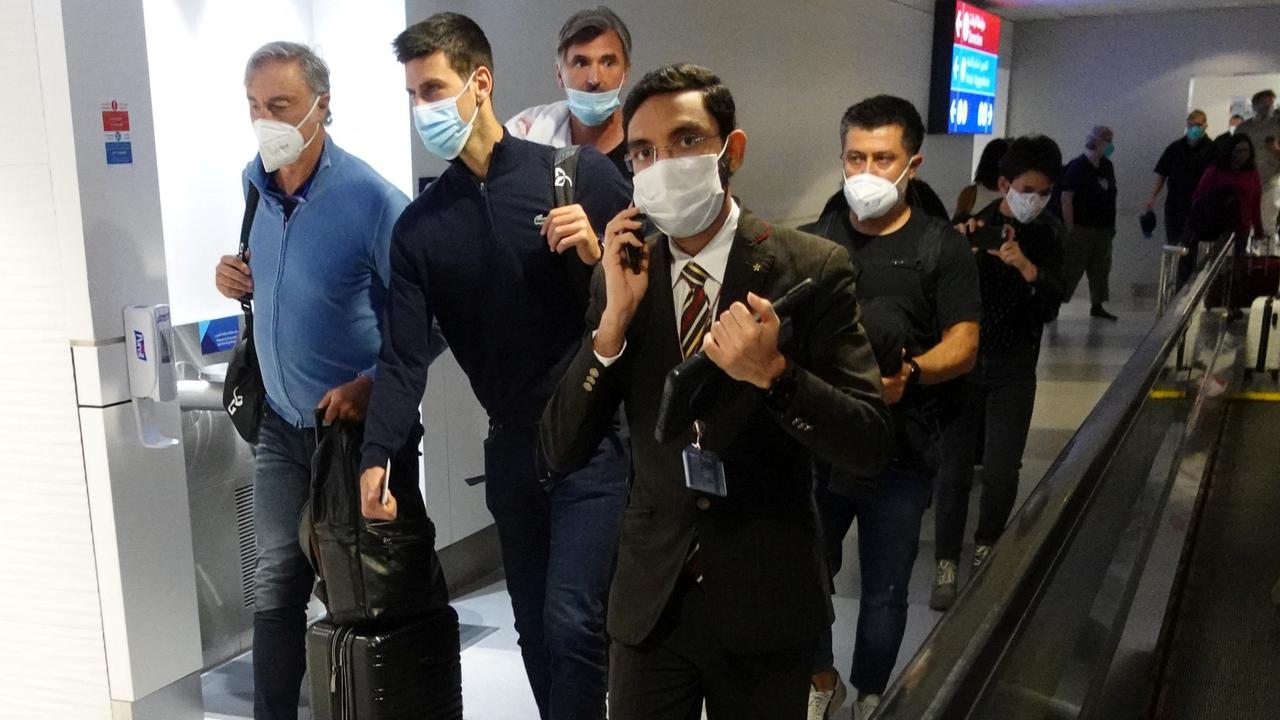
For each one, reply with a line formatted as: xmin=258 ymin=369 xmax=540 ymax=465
xmin=102 ymin=99 xmax=132 ymax=165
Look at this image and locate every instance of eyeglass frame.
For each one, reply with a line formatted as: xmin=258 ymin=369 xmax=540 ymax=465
xmin=625 ymin=133 xmax=723 ymax=174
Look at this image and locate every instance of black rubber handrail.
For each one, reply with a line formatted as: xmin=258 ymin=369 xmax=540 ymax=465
xmin=874 ymin=236 xmax=1236 ymax=720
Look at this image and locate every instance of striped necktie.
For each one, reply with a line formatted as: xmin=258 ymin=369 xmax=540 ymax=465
xmin=678 ymin=261 xmax=711 ymax=584
xmin=678 ymin=262 xmax=712 ymax=360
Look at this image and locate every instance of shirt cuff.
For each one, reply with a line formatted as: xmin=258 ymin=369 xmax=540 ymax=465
xmin=360 ymin=445 xmax=390 ymax=474
xmin=358 ymin=363 xmax=378 ymax=379
xmin=591 ymin=330 xmax=626 ymax=367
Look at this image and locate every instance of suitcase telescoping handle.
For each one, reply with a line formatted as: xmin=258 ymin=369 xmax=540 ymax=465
xmin=1259 ymin=297 xmax=1269 ymax=371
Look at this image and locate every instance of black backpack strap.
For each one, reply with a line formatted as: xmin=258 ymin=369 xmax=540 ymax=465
xmin=552 ymin=145 xmax=582 ymax=207
xmin=916 ymin=217 xmax=945 ymax=312
xmin=239 ymin=183 xmax=260 ymax=314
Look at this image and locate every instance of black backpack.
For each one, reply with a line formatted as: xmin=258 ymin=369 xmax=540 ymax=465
xmin=552 ymin=145 xmax=582 ymax=207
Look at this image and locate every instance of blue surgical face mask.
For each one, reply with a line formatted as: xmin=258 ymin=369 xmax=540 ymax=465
xmin=413 ymin=71 xmax=479 ymax=160
xmin=1186 ymin=125 xmax=1206 ymax=143
xmin=564 ymin=86 xmax=622 ymax=127
xmin=1103 ymin=142 xmax=1115 ymax=158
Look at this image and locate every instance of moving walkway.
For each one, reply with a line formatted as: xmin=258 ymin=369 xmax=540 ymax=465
xmin=878 ymin=238 xmax=1280 ymax=719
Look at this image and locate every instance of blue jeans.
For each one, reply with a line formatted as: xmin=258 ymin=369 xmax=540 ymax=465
xmin=251 ymin=406 xmax=319 ymax=720
xmin=934 ymin=354 xmax=1037 ymax=562
xmin=813 ymin=465 xmax=932 ymax=695
xmin=483 ymin=424 xmax=629 ymax=720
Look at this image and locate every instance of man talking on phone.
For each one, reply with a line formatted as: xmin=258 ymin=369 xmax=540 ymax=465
xmin=540 ymin=63 xmax=891 ymax=718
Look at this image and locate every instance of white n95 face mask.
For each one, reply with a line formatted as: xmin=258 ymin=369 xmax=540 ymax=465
xmin=253 ymin=95 xmax=322 ymax=172
xmin=843 ymin=164 xmax=911 ymax=221
xmin=1006 ymin=189 xmax=1050 ymax=224
xmin=632 ymin=144 xmax=728 ymax=238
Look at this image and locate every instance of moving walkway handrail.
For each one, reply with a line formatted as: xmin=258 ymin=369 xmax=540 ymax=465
xmin=875 ymin=236 xmax=1236 ymax=720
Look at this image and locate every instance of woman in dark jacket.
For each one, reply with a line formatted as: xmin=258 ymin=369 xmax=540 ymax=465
xmin=931 ymin=135 xmax=1068 ymax=610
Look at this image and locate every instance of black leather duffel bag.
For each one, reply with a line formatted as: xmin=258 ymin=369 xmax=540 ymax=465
xmin=299 ymin=412 xmax=448 ymax=626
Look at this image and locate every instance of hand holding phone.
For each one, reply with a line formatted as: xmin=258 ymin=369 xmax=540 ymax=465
xmin=624 ymin=213 xmax=651 ymax=274
xmin=970 ymin=224 xmax=1008 ymax=252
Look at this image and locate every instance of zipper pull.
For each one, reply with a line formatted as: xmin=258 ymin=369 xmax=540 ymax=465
xmin=329 ymin=667 xmax=337 ymax=694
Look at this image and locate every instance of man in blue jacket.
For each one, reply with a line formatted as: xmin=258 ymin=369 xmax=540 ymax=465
xmin=358 ymin=14 xmax=632 ymax=720
xmin=214 ymin=42 xmax=418 ymax=720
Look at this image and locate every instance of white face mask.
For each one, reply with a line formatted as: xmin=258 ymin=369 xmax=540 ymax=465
xmin=632 ymin=143 xmax=729 ymax=238
xmin=843 ymin=163 xmax=911 ymax=221
xmin=1006 ymin=188 xmax=1050 ymax=224
xmin=253 ymin=95 xmax=322 ymax=172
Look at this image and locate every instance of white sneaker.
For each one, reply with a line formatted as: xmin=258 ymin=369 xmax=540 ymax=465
xmin=807 ymin=671 xmax=848 ymax=720
xmin=929 ymin=559 xmax=958 ymax=610
xmin=854 ymin=693 xmax=881 ymax=720
xmin=972 ymin=544 xmax=992 ymax=572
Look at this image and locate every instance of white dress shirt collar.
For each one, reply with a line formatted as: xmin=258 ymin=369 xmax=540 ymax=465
xmin=669 ymin=199 xmax=740 ymax=290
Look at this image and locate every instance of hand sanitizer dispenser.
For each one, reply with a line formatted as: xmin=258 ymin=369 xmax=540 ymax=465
xmin=123 ymin=304 xmax=179 ymax=448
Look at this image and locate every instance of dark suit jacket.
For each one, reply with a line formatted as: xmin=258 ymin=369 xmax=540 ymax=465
xmin=540 ymin=208 xmax=891 ymax=654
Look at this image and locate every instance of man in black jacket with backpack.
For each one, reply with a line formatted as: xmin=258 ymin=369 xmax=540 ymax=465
xmin=357 ymin=14 xmax=631 ymax=720
xmin=802 ymin=96 xmax=981 ymax=720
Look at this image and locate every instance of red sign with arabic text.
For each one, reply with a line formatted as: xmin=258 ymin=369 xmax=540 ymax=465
xmin=953 ymin=1 xmax=1001 ymax=55
xmin=102 ymin=110 xmax=130 ymax=132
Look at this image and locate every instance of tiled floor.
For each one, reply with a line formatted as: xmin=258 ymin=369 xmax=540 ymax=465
xmin=203 ymin=296 xmax=1155 ymax=720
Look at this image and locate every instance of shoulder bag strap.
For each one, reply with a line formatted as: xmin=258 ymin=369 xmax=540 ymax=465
xmin=239 ymin=183 xmax=261 ymax=315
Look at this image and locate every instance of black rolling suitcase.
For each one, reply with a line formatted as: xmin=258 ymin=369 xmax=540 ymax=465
xmin=307 ymin=605 xmax=464 ymax=720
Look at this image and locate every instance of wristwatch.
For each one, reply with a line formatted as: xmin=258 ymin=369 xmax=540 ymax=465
xmin=764 ymin=362 xmax=800 ymax=412
xmin=905 ymin=357 xmax=922 ymax=387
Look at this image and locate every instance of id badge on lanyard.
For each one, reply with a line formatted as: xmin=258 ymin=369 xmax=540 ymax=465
xmin=683 ymin=420 xmax=727 ymax=497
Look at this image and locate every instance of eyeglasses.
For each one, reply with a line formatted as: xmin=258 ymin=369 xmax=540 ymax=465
xmin=625 ymin=133 xmax=721 ymax=173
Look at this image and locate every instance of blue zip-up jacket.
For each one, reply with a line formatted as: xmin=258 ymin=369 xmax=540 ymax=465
xmin=360 ymin=131 xmax=631 ymax=471
xmin=244 ymin=137 xmax=409 ymax=427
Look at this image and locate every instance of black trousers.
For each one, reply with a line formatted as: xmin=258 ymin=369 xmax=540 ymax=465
xmin=934 ymin=353 xmax=1038 ymax=562
xmin=608 ymin=581 xmax=814 ymax=720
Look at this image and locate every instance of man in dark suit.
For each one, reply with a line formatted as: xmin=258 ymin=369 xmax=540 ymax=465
xmin=539 ymin=63 xmax=892 ymax=719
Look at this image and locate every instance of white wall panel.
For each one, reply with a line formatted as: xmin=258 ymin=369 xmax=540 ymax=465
xmin=0 ymin=0 xmax=110 ymax=714
xmin=80 ymin=402 xmax=201 ymax=702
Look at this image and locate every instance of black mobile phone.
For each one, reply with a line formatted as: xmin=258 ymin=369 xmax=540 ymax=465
xmin=971 ymin=224 xmax=1008 ymax=252
xmin=625 ymin=213 xmax=650 ymax=274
